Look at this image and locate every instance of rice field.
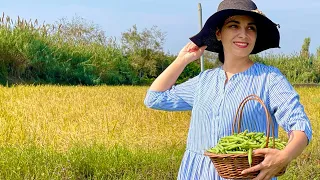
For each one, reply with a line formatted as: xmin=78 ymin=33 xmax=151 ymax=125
xmin=0 ymin=85 xmax=319 ymax=179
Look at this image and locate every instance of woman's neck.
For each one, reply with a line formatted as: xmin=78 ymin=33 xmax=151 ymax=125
xmin=222 ymin=55 xmax=253 ymax=74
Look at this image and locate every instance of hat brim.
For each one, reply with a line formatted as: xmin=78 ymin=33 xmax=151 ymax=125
xmin=189 ymin=9 xmax=280 ymax=54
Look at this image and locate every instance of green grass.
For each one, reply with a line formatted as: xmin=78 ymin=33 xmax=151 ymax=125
xmin=0 ymin=144 xmax=184 ymax=180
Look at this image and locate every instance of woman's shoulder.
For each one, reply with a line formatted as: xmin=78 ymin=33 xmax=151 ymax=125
xmin=253 ymin=62 xmax=284 ymax=76
xmin=253 ymin=63 xmax=290 ymax=88
xmin=198 ymin=67 xmax=221 ymax=78
xmin=201 ymin=67 xmax=220 ymax=74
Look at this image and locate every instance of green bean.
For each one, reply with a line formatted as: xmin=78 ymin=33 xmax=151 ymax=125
xmin=206 ymin=130 xmax=287 ymax=165
xmin=226 ymin=150 xmax=247 ymax=154
xmin=248 ymin=144 xmax=261 ymax=149
xmin=248 ymin=148 xmax=253 ymax=166
xmin=260 ymin=141 xmax=267 ymax=148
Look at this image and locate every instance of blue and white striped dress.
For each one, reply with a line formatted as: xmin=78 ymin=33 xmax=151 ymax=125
xmin=144 ymin=62 xmax=312 ymax=180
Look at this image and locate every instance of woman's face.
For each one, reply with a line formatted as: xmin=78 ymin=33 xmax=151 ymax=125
xmin=216 ymin=15 xmax=257 ymax=58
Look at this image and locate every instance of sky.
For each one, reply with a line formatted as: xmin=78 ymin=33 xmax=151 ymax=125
xmin=2 ymin=0 xmax=320 ymax=56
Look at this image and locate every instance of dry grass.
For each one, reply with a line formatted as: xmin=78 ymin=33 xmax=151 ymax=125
xmin=0 ymin=85 xmax=189 ymax=152
xmin=279 ymin=87 xmax=320 ymax=180
xmin=0 ymin=85 xmax=318 ymax=153
xmin=0 ymin=85 xmax=318 ymax=179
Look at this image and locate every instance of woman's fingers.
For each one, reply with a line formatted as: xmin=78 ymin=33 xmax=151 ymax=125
xmin=177 ymin=42 xmax=207 ymax=63
xmin=242 ymin=148 xmax=285 ymax=179
xmin=253 ymin=148 xmax=272 ymax=155
xmin=187 ymin=43 xmax=199 ymax=52
xmin=242 ymin=163 xmax=274 ymax=180
xmin=242 ymin=148 xmax=273 ymax=174
xmin=188 ymin=43 xmax=207 ymax=52
xmin=199 ymin=45 xmax=207 ymax=52
xmin=182 ymin=42 xmax=193 ymax=51
xmin=252 ymin=170 xmax=267 ymax=180
xmin=183 ymin=42 xmax=206 ymax=52
xmin=241 ymin=163 xmax=264 ymax=174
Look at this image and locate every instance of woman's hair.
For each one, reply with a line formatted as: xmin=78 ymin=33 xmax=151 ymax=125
xmin=216 ymin=22 xmax=225 ymax=64
xmin=218 ymin=51 xmax=225 ymax=63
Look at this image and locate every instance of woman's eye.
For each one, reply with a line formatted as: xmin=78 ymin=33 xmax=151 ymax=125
xmin=248 ymin=26 xmax=256 ymax=31
xmin=229 ymin=25 xmax=238 ymax=28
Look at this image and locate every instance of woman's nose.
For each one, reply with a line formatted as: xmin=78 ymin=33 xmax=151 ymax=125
xmin=238 ymin=28 xmax=247 ymax=38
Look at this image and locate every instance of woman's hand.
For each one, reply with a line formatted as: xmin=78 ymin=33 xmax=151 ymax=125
xmin=177 ymin=42 xmax=207 ymax=64
xmin=241 ymin=148 xmax=291 ymax=180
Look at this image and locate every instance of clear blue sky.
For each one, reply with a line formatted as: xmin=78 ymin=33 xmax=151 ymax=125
xmin=2 ymin=0 xmax=320 ymax=56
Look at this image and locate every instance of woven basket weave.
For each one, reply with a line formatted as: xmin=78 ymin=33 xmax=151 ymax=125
xmin=204 ymin=94 xmax=286 ymax=179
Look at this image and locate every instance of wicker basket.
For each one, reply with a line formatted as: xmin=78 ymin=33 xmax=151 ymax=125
xmin=204 ymin=94 xmax=287 ymax=179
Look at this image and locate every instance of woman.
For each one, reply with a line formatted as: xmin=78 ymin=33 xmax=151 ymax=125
xmin=144 ymin=0 xmax=312 ymax=179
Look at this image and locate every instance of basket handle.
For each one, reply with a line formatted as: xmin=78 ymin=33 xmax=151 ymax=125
xmin=231 ymin=94 xmax=275 ymax=148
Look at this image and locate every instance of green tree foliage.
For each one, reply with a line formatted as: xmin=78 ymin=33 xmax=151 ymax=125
xmin=301 ymin=37 xmax=311 ymax=59
xmin=52 ymin=15 xmax=107 ymax=46
xmin=203 ymin=51 xmax=221 ymax=69
xmin=0 ymin=13 xmax=318 ymax=85
xmin=121 ymin=25 xmax=166 ymax=82
xmin=251 ymin=51 xmax=320 ymax=84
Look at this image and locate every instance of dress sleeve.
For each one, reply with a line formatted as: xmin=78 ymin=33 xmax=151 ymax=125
xmin=144 ymin=75 xmax=199 ymax=111
xmin=267 ymin=67 xmax=312 ymax=143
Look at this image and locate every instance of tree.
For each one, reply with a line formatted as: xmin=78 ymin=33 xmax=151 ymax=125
xmin=52 ymin=15 xmax=107 ymax=45
xmin=300 ymin=37 xmax=311 ymax=59
xmin=121 ymin=25 xmax=166 ymax=81
xmin=202 ymin=51 xmax=221 ymax=69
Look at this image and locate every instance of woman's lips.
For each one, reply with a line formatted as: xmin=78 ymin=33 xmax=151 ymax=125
xmin=234 ymin=42 xmax=249 ymax=48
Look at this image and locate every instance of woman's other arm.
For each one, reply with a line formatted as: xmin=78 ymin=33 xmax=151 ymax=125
xmin=149 ymin=42 xmax=206 ymax=91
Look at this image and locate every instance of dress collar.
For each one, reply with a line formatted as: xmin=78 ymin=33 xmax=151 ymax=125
xmin=218 ymin=62 xmax=257 ymax=80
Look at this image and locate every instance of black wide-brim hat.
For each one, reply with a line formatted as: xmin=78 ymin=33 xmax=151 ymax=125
xmin=190 ymin=0 xmax=280 ymax=54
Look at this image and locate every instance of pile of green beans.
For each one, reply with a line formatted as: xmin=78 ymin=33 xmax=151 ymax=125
xmin=207 ymin=130 xmax=287 ymax=166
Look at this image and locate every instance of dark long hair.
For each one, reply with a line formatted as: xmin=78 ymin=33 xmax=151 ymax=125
xmin=217 ymin=22 xmax=225 ymax=64
xmin=218 ymin=51 xmax=225 ymax=63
